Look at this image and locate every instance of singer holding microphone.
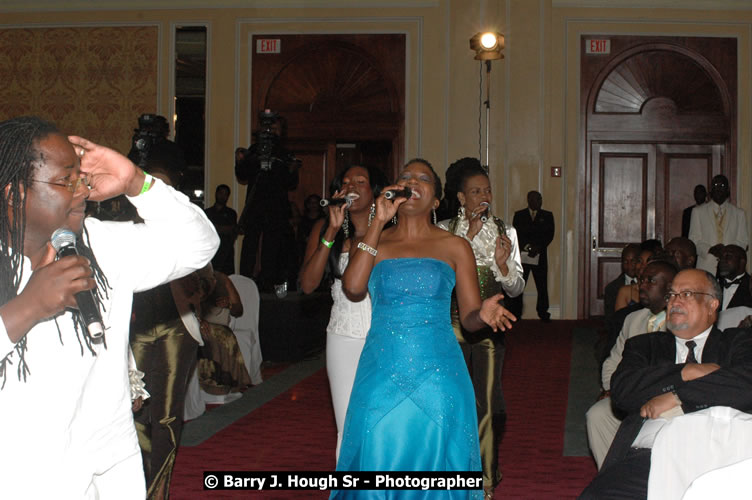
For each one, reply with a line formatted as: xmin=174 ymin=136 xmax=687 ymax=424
xmin=332 ymin=159 xmax=516 ymax=500
xmin=0 ymin=116 xmax=219 ymax=499
xmin=299 ymin=165 xmax=386 ymax=458
xmin=437 ymin=157 xmax=524 ymax=499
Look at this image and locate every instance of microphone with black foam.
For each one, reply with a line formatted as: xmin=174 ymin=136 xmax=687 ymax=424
xmin=383 ymin=187 xmax=412 ymax=200
xmin=50 ymin=228 xmax=105 ymax=339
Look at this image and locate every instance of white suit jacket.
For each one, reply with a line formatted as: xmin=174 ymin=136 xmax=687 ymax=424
xmin=689 ymin=200 xmax=748 ymax=273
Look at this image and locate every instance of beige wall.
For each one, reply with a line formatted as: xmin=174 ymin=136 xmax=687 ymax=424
xmin=3 ymin=0 xmax=752 ymax=317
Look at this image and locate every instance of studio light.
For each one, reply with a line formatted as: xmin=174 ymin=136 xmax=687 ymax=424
xmin=470 ymin=30 xmax=505 ymax=172
xmin=470 ymin=31 xmax=504 ymax=60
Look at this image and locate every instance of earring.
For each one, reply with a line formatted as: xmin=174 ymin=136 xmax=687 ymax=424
xmin=432 ymin=208 xmax=437 ymax=225
xmin=368 ymin=203 xmax=375 ymax=227
xmin=343 ymin=209 xmax=350 ymax=238
xmin=458 ymin=206 xmax=465 ymax=218
xmin=392 ymin=214 xmax=398 ymax=225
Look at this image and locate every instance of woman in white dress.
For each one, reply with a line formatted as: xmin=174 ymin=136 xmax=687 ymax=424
xmin=299 ymin=164 xmax=387 ymax=458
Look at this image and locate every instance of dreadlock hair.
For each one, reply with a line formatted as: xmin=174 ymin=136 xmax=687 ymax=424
xmin=319 ymin=164 xmax=388 ymax=280
xmin=0 ymin=116 xmax=111 ymax=387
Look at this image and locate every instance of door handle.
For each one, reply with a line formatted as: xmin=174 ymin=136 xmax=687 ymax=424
xmin=592 ymin=236 xmax=623 ymax=254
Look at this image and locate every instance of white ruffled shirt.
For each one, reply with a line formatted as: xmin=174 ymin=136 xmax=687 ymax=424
xmin=437 ymin=215 xmax=525 ymax=298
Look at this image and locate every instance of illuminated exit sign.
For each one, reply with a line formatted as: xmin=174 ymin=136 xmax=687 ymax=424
xmin=586 ymin=39 xmax=610 ymax=54
xmin=257 ymin=39 xmax=281 ymax=53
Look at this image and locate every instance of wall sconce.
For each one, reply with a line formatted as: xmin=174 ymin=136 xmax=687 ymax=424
xmin=470 ymin=31 xmax=504 ymax=60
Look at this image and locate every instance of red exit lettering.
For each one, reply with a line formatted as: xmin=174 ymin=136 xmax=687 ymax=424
xmin=256 ymin=39 xmax=281 ymax=54
xmin=585 ymin=39 xmax=610 ymax=55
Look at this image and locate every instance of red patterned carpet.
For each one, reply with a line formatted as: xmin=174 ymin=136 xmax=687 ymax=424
xmin=171 ymin=320 xmax=598 ymax=499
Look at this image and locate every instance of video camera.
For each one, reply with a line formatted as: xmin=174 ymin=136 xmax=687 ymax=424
xmin=130 ymin=114 xmax=168 ymax=169
xmin=236 ymin=109 xmax=298 ymax=173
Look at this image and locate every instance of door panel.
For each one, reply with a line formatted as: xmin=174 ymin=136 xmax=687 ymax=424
xmin=590 ymin=143 xmax=653 ymax=315
xmin=659 ymin=144 xmax=720 ymax=241
xmin=588 ymin=142 xmax=719 ymax=316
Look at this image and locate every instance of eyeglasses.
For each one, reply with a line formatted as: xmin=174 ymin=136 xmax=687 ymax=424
xmin=34 ymin=176 xmax=90 ymax=193
xmin=664 ymin=291 xmax=715 ymax=302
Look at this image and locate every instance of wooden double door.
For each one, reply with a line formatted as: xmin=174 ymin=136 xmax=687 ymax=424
xmin=589 ymin=142 xmax=721 ymax=316
xmin=580 ymin=35 xmax=736 ymax=317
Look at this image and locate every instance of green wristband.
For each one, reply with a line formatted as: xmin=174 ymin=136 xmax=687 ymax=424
xmin=321 ymin=237 xmax=334 ymax=249
xmin=140 ymin=173 xmax=154 ymax=195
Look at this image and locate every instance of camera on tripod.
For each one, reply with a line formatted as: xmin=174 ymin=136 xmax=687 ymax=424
xmin=131 ymin=114 xmax=168 ymax=169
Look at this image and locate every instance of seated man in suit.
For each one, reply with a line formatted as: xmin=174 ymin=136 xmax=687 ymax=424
xmin=664 ymin=237 xmax=697 ymax=270
xmin=580 ymin=269 xmax=752 ymax=499
xmin=586 ymin=260 xmax=677 ymax=469
xmin=718 ymin=244 xmax=752 ymax=311
xmin=604 ymin=243 xmax=641 ymax=322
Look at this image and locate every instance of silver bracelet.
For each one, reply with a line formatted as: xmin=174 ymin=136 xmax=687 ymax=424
xmin=357 ymin=241 xmax=378 ymax=256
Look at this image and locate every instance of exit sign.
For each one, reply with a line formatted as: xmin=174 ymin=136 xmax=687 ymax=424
xmin=586 ymin=39 xmax=610 ymax=54
xmin=257 ymin=39 xmax=281 ymax=54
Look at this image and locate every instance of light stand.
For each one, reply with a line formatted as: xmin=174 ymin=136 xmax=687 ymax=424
xmin=470 ymin=31 xmax=504 ymax=172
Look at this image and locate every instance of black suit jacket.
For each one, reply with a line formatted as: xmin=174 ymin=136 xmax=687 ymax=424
xmin=604 ymin=273 xmax=627 ymax=321
xmin=603 ymin=327 xmax=752 ymax=469
xmin=725 ymin=274 xmax=752 ymax=310
xmin=512 ymin=208 xmax=554 ymax=267
xmin=681 ymin=205 xmax=695 ymax=238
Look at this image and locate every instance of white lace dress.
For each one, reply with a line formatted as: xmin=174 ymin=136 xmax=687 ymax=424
xmin=327 ymin=252 xmax=372 ymax=458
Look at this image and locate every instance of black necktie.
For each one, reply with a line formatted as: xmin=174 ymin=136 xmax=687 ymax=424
xmin=722 ymin=277 xmax=744 ymax=289
xmin=685 ymin=340 xmax=698 ymax=363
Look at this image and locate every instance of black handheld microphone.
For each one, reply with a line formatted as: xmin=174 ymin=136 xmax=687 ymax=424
xmin=383 ymin=187 xmax=412 ymax=200
xmin=50 ymin=228 xmax=105 ymax=339
xmin=319 ymin=196 xmax=355 ymax=207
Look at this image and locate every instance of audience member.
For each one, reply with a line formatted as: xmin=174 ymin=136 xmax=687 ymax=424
xmin=580 ymin=269 xmax=752 ymax=499
xmin=682 ymin=184 xmax=707 ymax=238
xmin=196 ymin=265 xmax=252 ymax=396
xmin=689 ymin=174 xmax=748 ymax=273
xmin=512 ymin=190 xmax=555 ymax=321
xmin=717 ymin=266 xmax=752 ymax=331
xmin=664 ymin=237 xmax=697 ymax=270
xmin=613 ymin=246 xmax=655 ymax=312
xmin=604 ymin=243 xmax=641 ymax=321
xmin=0 ymin=116 xmax=218 ymax=498
xmin=586 ymin=260 xmax=677 ymax=469
xmin=205 ymin=184 xmax=238 ymax=275
xmin=717 ymin=244 xmax=752 ymax=311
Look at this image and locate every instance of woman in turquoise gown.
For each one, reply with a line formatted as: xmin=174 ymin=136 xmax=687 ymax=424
xmin=333 ymin=159 xmax=516 ymax=499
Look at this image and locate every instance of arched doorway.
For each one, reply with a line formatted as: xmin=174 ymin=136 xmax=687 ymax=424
xmin=580 ymin=36 xmax=736 ymax=316
xmin=251 ymin=34 xmax=405 ymax=217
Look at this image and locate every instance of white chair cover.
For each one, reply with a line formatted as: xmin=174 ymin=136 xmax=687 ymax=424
xmin=648 ymin=406 xmax=752 ymax=500
xmin=682 ymin=457 xmax=752 ymax=499
xmin=228 ymin=274 xmax=263 ymax=385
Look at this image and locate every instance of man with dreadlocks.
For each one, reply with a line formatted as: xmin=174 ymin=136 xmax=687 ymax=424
xmin=0 ymin=116 xmax=219 ymax=499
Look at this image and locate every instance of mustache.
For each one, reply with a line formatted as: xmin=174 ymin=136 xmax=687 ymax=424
xmin=669 ymin=306 xmax=687 ymax=315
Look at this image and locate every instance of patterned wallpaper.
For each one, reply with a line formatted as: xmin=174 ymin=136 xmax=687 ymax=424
xmin=0 ymin=26 xmax=158 ymax=155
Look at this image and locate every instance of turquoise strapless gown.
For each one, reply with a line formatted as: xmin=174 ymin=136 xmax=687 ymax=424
xmin=332 ymin=258 xmax=482 ymax=499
